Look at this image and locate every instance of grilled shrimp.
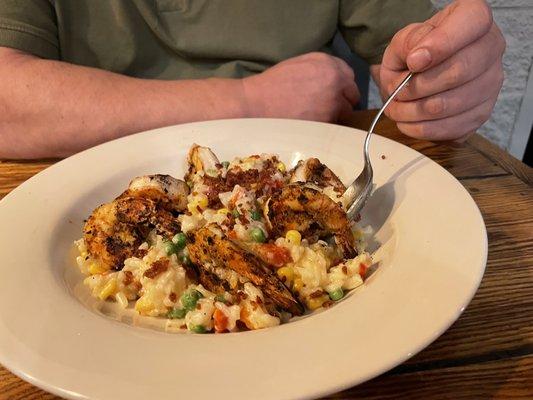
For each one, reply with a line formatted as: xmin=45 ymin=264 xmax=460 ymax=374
xmin=84 ymin=174 xmax=189 ymax=270
xmin=121 ymin=174 xmax=189 ymax=212
xmin=186 ymin=144 xmax=221 ymax=178
xmin=289 ymin=158 xmax=346 ymax=194
xmin=83 ymin=202 xmax=144 ymax=270
xmin=185 ymin=144 xmax=228 ymax=206
xmin=187 ymin=225 xmax=304 ymax=315
xmin=264 ymin=183 xmax=357 ymax=258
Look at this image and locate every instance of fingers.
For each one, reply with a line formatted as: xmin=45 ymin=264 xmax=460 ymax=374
xmin=342 ymin=80 xmax=360 ymax=105
xmin=337 ymin=97 xmax=357 ymax=122
xmin=385 ymin=60 xmax=503 ymax=123
xmin=331 ymin=56 xmax=360 ymax=105
xmin=407 ymin=0 xmax=493 ymax=71
xmin=383 ymin=0 xmax=494 ymax=73
xmin=390 ymin=23 xmax=505 ymax=101
xmin=332 ymin=56 xmax=355 ymax=82
xmin=396 ymin=96 xmax=497 ymax=141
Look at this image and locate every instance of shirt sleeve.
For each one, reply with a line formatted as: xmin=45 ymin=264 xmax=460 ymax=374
xmin=0 ymin=0 xmax=58 ymax=59
xmin=339 ymin=0 xmax=436 ymax=65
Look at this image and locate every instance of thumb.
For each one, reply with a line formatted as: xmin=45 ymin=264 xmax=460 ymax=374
xmin=381 ymin=22 xmax=436 ymax=72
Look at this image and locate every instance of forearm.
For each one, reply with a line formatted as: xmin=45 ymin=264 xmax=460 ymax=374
xmin=0 ymin=48 xmax=247 ymax=159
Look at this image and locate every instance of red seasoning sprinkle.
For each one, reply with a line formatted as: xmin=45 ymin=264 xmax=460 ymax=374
xmin=310 ymin=290 xmax=324 ymax=298
xmin=123 ymin=270 xmax=134 ymax=286
xmin=342 ymin=265 xmax=348 ymax=275
xmin=144 ymin=259 xmax=169 ymax=279
xmin=322 ymin=300 xmax=335 ymax=308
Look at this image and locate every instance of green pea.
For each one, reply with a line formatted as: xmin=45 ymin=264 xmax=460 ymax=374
xmin=167 ymin=308 xmax=186 ymax=319
xmin=251 ymin=210 xmax=262 ymax=221
xmin=221 ymin=161 xmax=230 ymax=169
xmin=181 ymin=289 xmax=203 ymax=310
xmin=163 ymin=240 xmax=179 ymax=256
xmin=172 ymin=232 xmax=187 ymax=249
xmin=329 ymin=288 xmax=344 ymax=301
xmin=232 ymin=209 xmax=240 ymax=218
xmin=250 ymin=227 xmax=266 ymax=243
xmin=190 ymin=324 xmax=207 ymax=334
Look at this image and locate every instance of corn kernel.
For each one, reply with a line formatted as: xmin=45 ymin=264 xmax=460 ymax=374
xmin=307 ymin=295 xmax=329 ymax=310
xmin=98 ymin=279 xmax=117 ymax=300
xmin=196 ymin=194 xmax=209 ymax=209
xmin=135 ymin=296 xmax=153 ymax=314
xmin=89 ymin=262 xmax=107 ymax=275
xmin=277 ymin=162 xmax=286 ymax=172
xmin=292 ymin=278 xmax=304 ymax=293
xmin=188 ymin=202 xmax=200 ymax=215
xmin=217 ymin=208 xmax=230 ymax=215
xmin=277 ymin=266 xmax=294 ymax=284
xmin=285 ymin=230 xmax=301 ymax=246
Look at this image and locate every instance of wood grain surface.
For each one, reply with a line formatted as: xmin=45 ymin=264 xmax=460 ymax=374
xmin=0 ymin=110 xmax=531 ymax=400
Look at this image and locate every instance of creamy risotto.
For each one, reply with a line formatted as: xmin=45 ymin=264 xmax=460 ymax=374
xmin=75 ymin=145 xmax=372 ymax=333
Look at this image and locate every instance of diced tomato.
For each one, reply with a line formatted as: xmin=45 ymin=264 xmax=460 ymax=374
xmin=213 ymin=309 xmax=229 ymax=333
xmin=257 ymin=243 xmax=292 ymax=268
xmin=359 ymin=263 xmax=368 ymax=278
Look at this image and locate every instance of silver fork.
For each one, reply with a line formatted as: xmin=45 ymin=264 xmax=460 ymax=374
xmin=343 ymin=72 xmax=414 ymax=220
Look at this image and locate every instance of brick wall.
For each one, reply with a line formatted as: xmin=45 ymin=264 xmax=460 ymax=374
xmin=368 ymin=0 xmax=533 ymax=151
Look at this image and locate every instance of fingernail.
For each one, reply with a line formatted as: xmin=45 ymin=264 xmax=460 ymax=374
xmin=407 ymin=48 xmax=432 ymax=71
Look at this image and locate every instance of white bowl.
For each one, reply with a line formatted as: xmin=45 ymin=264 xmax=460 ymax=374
xmin=0 ymin=119 xmax=487 ymax=400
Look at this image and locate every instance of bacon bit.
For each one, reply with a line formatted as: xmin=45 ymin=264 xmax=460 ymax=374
xmin=180 ymin=324 xmax=187 ymax=330
xmin=322 ymin=300 xmax=335 ymax=308
xmin=310 ymin=290 xmax=325 ymax=298
xmin=133 ymin=281 xmax=142 ymax=292
xmin=123 ymin=270 xmax=134 ymax=286
xmin=250 ymin=300 xmax=259 ymax=310
xmin=144 ymin=259 xmax=169 ymax=279
xmin=256 ymin=296 xmax=263 ymax=305
xmin=213 ymin=309 xmax=229 ymax=333
xmin=134 ymin=248 xmax=148 ymax=258
xmin=236 ymin=319 xmax=250 ymax=331
xmin=342 ymin=265 xmax=348 ymax=275
xmin=236 ymin=291 xmax=248 ymax=301
xmin=169 ymin=292 xmax=177 ymax=302
xmin=196 ymin=303 xmax=202 ymax=310
xmin=359 ymin=263 xmax=368 ymax=278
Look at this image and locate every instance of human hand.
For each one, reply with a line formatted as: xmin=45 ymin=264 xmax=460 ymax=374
xmin=242 ymin=52 xmax=360 ymax=122
xmin=379 ymin=0 xmax=505 ymax=141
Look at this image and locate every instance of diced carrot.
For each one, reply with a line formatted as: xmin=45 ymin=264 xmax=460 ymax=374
xmin=213 ymin=309 xmax=229 ymax=333
xmin=359 ymin=263 xmax=367 ymax=278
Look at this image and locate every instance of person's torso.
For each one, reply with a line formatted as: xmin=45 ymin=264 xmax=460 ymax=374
xmin=54 ymin=0 xmax=339 ymax=79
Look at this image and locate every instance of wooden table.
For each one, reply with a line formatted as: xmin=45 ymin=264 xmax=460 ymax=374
xmin=0 ymin=110 xmax=532 ymax=399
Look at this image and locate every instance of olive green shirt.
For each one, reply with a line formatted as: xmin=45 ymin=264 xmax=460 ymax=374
xmin=0 ymin=0 xmax=434 ymax=79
